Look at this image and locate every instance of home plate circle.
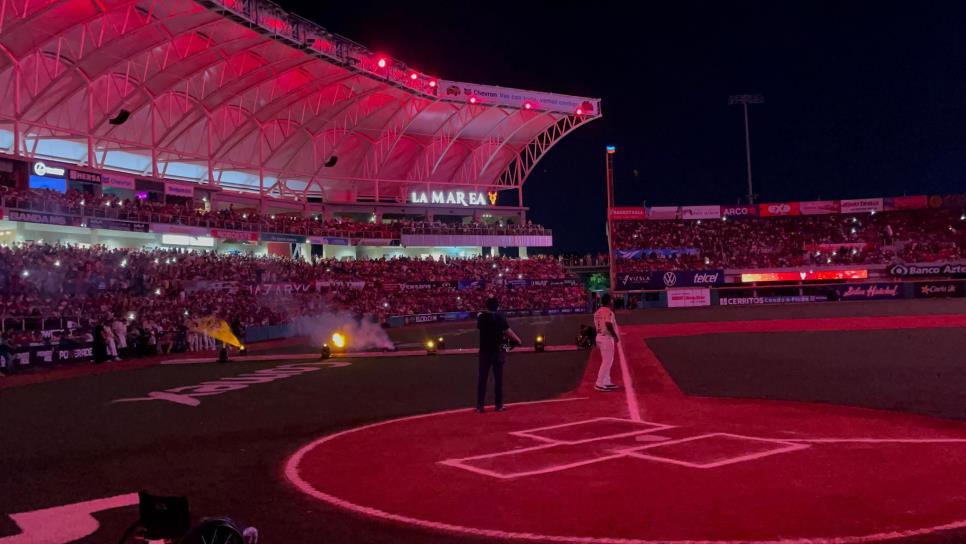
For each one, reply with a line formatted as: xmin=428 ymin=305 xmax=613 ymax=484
xmin=285 ymin=397 xmax=966 ymax=543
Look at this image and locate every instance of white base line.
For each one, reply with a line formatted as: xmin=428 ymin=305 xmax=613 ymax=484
xmin=616 ymin=333 xmax=642 ymax=422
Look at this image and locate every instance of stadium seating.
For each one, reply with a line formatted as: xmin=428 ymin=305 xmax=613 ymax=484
xmin=0 ymin=244 xmax=586 ymax=356
xmin=612 ymin=208 xmax=965 ymax=272
xmin=0 ymin=187 xmax=547 ymax=238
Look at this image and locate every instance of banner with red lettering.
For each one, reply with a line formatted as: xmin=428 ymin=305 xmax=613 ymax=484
xmin=799 ymin=200 xmax=841 ymax=215
xmin=720 ymin=205 xmax=758 ymax=218
xmin=609 ymin=207 xmax=647 ymax=220
xmin=759 ymin=202 xmax=801 ymax=217
xmin=680 ymin=205 xmax=721 ymax=220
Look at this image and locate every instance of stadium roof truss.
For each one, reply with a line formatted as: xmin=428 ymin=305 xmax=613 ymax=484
xmin=0 ymin=0 xmax=601 ymax=204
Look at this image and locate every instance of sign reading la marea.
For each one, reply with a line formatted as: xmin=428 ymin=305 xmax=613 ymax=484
xmin=409 ymin=190 xmax=497 ymax=207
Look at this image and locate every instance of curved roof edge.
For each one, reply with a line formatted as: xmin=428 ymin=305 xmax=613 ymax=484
xmin=204 ymin=0 xmax=601 ymax=116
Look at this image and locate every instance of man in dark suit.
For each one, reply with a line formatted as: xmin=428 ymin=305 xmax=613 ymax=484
xmin=476 ymin=297 xmax=522 ymax=413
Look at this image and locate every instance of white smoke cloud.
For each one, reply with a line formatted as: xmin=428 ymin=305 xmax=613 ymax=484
xmin=288 ymin=312 xmax=394 ymax=351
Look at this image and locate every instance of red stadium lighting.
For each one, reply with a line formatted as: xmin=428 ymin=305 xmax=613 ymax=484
xmin=429 ymin=80 xmax=437 ymax=87
xmin=524 ymin=102 xmax=532 ymax=110
xmin=410 ymin=72 xmax=418 ymax=80
xmin=575 ymin=108 xmax=583 ymax=115
xmin=469 ymin=96 xmax=478 ymax=104
xmin=376 ymin=57 xmax=387 ymax=68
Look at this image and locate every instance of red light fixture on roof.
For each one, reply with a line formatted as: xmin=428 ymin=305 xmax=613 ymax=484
xmin=428 ymin=80 xmax=437 ymax=87
xmin=468 ymin=96 xmax=478 ymax=104
xmin=575 ymin=107 xmax=584 ymax=115
xmin=523 ymin=101 xmax=532 ymax=110
xmin=376 ymin=57 xmax=387 ymax=68
xmin=410 ymin=72 xmax=418 ymax=80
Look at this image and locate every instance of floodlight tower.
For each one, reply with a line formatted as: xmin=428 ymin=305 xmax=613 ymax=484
xmin=728 ymin=94 xmax=764 ymax=205
xmin=605 ymin=145 xmax=617 ymax=292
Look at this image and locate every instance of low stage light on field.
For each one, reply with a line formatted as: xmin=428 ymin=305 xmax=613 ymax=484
xmin=535 ymin=335 xmax=545 ymax=352
xmin=426 ymin=340 xmax=437 ymax=354
xmin=331 ymin=332 xmax=347 ymax=350
xmin=320 ymin=344 xmax=331 ymax=360
xmin=436 ymin=336 xmax=446 ymax=350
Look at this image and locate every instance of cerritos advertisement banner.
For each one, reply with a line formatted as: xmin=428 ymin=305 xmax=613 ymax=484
xmin=721 ymin=205 xmax=758 ymax=218
xmin=840 ymin=198 xmax=884 ymax=213
xmin=759 ymin=202 xmax=801 ymax=217
xmin=438 ymin=80 xmax=599 ymax=115
xmin=680 ymin=205 xmax=721 ymax=220
xmin=609 ymin=207 xmax=646 ymax=220
xmin=799 ymin=200 xmax=841 ymax=215
xmin=164 ymin=181 xmax=195 ymax=198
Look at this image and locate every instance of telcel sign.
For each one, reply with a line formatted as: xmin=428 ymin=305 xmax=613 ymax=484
xmin=409 ymin=190 xmax=496 ymax=207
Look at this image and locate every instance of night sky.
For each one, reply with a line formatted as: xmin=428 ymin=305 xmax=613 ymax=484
xmin=280 ymin=1 xmax=966 ymax=252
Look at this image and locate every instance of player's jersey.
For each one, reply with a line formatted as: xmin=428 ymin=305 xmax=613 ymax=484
xmin=594 ymin=306 xmax=616 ymax=337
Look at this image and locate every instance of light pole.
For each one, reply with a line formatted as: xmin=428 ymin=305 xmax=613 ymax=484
xmin=605 ymin=145 xmax=616 ymax=293
xmin=728 ymin=94 xmax=764 ymax=205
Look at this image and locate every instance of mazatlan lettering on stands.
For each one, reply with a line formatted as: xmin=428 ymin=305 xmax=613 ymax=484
xmin=615 ymin=270 xmax=724 ymax=290
xmin=888 ymin=263 xmax=966 ymax=277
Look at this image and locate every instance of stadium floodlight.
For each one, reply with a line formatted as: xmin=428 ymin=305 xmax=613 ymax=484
xmin=376 ymin=57 xmax=387 ymax=68
xmin=728 ymin=94 xmax=764 ymax=205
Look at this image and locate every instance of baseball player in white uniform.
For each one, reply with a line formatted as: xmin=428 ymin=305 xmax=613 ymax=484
xmin=593 ymin=293 xmax=620 ymax=391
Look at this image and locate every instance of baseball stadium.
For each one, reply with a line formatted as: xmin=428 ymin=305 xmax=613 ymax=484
xmin=0 ymin=2 xmax=965 ymax=544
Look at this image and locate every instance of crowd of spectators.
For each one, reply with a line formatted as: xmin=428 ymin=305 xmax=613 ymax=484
xmin=0 ymin=244 xmax=587 ymax=367
xmin=0 ymin=186 xmax=547 ymax=238
xmin=612 ymin=209 xmax=965 ymax=272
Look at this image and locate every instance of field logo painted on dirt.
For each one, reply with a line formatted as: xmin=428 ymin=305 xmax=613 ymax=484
xmin=112 ymin=361 xmax=349 ymax=406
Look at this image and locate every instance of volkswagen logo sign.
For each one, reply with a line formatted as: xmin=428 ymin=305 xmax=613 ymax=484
xmin=662 ymin=272 xmax=677 ymax=287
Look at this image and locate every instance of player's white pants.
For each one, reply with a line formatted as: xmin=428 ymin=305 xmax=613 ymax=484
xmin=596 ymin=335 xmax=615 ymax=387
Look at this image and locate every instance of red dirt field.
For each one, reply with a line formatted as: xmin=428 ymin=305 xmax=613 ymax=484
xmin=287 ymin=315 xmax=966 ymax=544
